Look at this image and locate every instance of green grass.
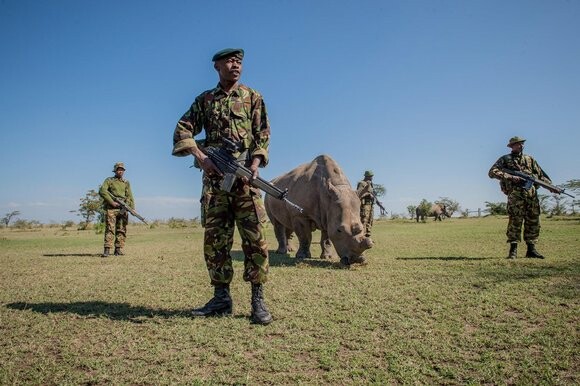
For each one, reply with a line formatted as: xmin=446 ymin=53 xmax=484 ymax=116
xmin=1 ymin=217 xmax=578 ymax=385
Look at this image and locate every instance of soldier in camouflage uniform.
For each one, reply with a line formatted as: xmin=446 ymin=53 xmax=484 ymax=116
xmin=488 ymin=136 xmax=559 ymax=259
xmin=172 ymin=48 xmax=272 ymax=325
xmin=357 ymin=170 xmax=375 ymax=237
xmin=99 ymin=162 xmax=135 ymax=257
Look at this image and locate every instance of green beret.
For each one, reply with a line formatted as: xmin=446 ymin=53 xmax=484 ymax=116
xmin=212 ymin=48 xmax=244 ymax=62
xmin=364 ymin=170 xmax=374 ymax=177
xmin=507 ymin=136 xmax=526 ymax=147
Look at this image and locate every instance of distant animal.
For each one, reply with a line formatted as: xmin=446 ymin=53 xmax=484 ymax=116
xmin=264 ymin=155 xmax=373 ymax=265
xmin=416 ymin=203 xmax=451 ymax=222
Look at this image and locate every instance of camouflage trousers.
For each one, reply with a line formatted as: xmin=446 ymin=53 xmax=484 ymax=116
xmin=360 ymin=203 xmax=374 ymax=237
xmin=201 ymin=180 xmax=269 ymax=286
xmin=506 ymin=188 xmax=541 ymax=244
xmin=104 ymin=209 xmax=129 ymax=248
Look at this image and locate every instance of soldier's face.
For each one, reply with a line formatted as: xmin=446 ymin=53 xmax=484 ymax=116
xmin=115 ymin=169 xmax=125 ymax=178
xmin=510 ymin=142 xmax=524 ymax=153
xmin=214 ymin=56 xmax=242 ymax=83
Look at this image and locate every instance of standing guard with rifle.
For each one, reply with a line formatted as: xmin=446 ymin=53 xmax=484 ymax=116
xmin=172 ymin=48 xmax=276 ymax=325
xmin=488 ymin=136 xmax=571 ymax=259
xmin=99 ymin=162 xmax=136 ymax=257
xmin=357 ymin=170 xmax=385 ymax=238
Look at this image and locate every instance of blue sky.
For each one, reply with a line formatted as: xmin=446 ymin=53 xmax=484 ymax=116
xmin=1 ymin=0 xmax=579 ymax=223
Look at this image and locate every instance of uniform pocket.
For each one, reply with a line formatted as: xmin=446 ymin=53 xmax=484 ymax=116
xmin=250 ymin=187 xmax=267 ymax=224
xmin=230 ymin=100 xmax=247 ymax=119
xmin=200 ymin=189 xmax=215 ymax=228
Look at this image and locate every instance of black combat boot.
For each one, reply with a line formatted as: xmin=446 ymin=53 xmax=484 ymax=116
xmin=191 ymin=285 xmax=232 ymax=317
xmin=114 ymin=247 xmax=124 ymax=256
xmin=102 ymin=247 xmax=110 ymax=257
xmin=250 ymin=283 xmax=273 ymax=325
xmin=507 ymin=243 xmax=517 ymax=259
xmin=525 ymin=243 xmax=545 ymax=259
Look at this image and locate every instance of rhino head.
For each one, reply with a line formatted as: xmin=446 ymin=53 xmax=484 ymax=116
xmin=433 ymin=203 xmax=452 ymax=219
xmin=441 ymin=204 xmax=452 ymax=218
xmin=326 ymin=182 xmax=373 ymax=265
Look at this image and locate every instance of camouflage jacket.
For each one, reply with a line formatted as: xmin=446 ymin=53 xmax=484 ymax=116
xmin=488 ymin=152 xmax=552 ymax=195
xmin=172 ymin=83 xmax=270 ymax=166
xmin=357 ymin=181 xmax=374 ymax=203
xmin=99 ymin=177 xmax=134 ymax=209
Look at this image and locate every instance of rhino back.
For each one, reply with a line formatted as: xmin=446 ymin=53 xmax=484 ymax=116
xmin=431 ymin=204 xmax=441 ymax=214
xmin=265 ymin=155 xmax=350 ymax=229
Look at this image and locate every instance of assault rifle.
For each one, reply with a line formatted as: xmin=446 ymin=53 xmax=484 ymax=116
xmin=502 ymin=169 xmax=574 ymax=198
xmin=112 ymin=195 xmax=149 ymax=225
xmin=372 ymin=192 xmax=387 ymax=216
xmin=359 ymin=182 xmax=387 ymax=216
xmin=200 ymin=138 xmax=304 ymax=213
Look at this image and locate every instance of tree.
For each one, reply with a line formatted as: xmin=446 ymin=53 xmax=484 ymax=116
xmin=549 ymin=194 xmax=567 ymax=216
xmin=484 ymin=201 xmax=507 ymax=216
xmin=561 ymin=179 xmax=580 ymax=194
xmin=537 ymin=194 xmax=551 ymax=215
xmin=437 ymin=197 xmax=460 ymax=216
xmin=75 ymin=189 xmax=104 ymax=230
xmin=372 ymin=183 xmax=387 ymax=217
xmin=561 ymin=179 xmax=580 ymax=214
xmin=407 ymin=205 xmax=417 ymax=220
xmin=2 ymin=211 xmax=21 ymax=226
xmin=415 ymin=199 xmax=432 ymax=222
xmin=418 ymin=199 xmax=431 ymax=214
xmin=373 ymin=184 xmax=386 ymax=198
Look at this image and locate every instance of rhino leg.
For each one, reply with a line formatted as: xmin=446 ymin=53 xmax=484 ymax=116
xmin=319 ymin=230 xmax=333 ymax=259
xmin=272 ymin=219 xmax=290 ymax=254
xmin=292 ymin=218 xmax=312 ymax=259
xmin=285 ymin=229 xmax=295 ymax=252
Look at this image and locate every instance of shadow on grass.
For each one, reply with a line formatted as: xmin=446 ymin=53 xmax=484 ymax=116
xmin=477 ymin=262 xmax=579 ymax=280
xmin=396 ymin=256 xmax=490 ymax=261
xmin=5 ymin=301 xmax=187 ymax=322
xmin=43 ymin=253 xmax=102 ymax=257
xmin=231 ymin=249 xmax=345 ymax=269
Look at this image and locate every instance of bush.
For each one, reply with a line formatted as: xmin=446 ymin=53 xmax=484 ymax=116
xmin=94 ymin=222 xmax=105 ymax=234
xmin=62 ymin=221 xmax=75 ymax=230
xmin=168 ymin=218 xmax=188 ymax=228
xmin=12 ymin=219 xmax=42 ymax=230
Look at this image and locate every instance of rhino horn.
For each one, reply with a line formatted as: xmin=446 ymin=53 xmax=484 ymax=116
xmin=361 ymin=237 xmax=373 ymax=250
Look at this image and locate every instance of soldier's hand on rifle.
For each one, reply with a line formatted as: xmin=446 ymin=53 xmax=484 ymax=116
xmin=507 ymin=174 xmax=523 ymax=183
xmin=186 ymin=146 xmax=222 ymax=176
xmin=199 ymin=156 xmax=222 ymax=177
xmin=111 ymin=201 xmax=120 ymax=208
xmin=242 ymin=156 xmax=262 ymax=184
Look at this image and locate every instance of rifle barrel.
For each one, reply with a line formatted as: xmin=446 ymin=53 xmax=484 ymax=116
xmin=205 ymin=145 xmax=304 ymax=212
xmin=502 ymin=169 xmax=575 ymax=198
xmin=112 ymin=196 xmax=148 ymax=225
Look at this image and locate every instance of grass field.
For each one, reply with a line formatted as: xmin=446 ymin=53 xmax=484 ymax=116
xmin=1 ymin=217 xmax=578 ymax=385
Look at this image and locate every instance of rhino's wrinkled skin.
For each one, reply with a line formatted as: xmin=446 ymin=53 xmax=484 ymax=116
xmin=265 ymin=155 xmax=373 ymax=265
